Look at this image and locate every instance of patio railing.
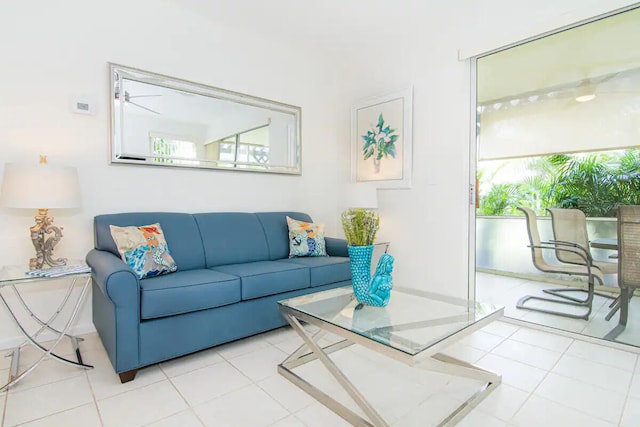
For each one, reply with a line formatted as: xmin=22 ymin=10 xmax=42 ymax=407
xmin=476 ymin=215 xmax=618 ymax=287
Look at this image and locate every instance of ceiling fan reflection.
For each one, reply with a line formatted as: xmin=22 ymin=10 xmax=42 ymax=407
xmin=114 ymin=88 xmax=161 ymax=114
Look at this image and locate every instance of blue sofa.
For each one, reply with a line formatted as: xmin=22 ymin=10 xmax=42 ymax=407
xmin=86 ymin=211 xmax=350 ymax=382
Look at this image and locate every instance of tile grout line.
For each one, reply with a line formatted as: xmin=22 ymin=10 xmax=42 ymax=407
xmin=1 ymin=388 xmax=7 ymax=427
xmin=85 ymin=369 xmax=105 ymax=427
xmin=437 ymin=324 xmax=523 ymax=422
xmin=254 ymin=370 xmax=316 ymax=416
xmin=161 ymin=360 xmax=207 ymax=427
xmin=616 ymin=355 xmax=639 ymax=426
xmin=503 ymin=313 xmax=640 ymax=353
xmin=93 ymin=374 xmax=167 ymax=404
xmin=531 ymin=368 xmax=629 ymax=423
xmin=266 ymin=413 xmax=305 ymax=427
xmin=136 ymin=363 xmax=195 ymax=426
xmin=503 ymin=333 xmax=575 ymax=424
xmin=482 ymin=276 xmax=640 ymax=349
xmin=243 ymin=339 xmax=316 ymax=421
xmin=273 ymin=332 xmax=393 ymax=425
xmin=10 ymin=402 xmax=92 ymax=427
xmin=578 ymin=296 xmax=615 ymax=336
xmin=475 ymin=324 xmax=636 ymax=424
xmin=4 ymin=369 xmax=86 ymax=396
xmin=488 ymin=342 xmax=564 ymax=372
xmin=520 ymin=337 xmax=633 ymax=425
xmin=4 ymin=372 xmax=95 ymax=427
xmin=165 ymin=348 xmax=262 ymax=416
xmin=215 ymin=333 xmax=277 ymax=363
xmin=157 ymin=346 xmax=229 ymax=378
xmin=0 ymin=368 xmax=8 ymax=426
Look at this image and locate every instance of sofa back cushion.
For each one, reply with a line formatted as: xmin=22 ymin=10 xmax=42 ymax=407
xmin=94 ymin=212 xmax=206 ymax=271
xmin=255 ymin=212 xmax=312 ymax=260
xmin=194 ymin=212 xmax=271 ymax=267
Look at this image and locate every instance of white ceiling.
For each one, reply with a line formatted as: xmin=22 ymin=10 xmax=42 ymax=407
xmin=168 ymin=1 xmax=640 ymax=103
xmin=167 ymin=0 xmax=456 ymax=56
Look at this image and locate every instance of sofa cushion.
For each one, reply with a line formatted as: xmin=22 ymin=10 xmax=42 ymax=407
xmin=280 ymin=256 xmax=351 ymax=287
xmin=211 ymin=261 xmax=310 ymax=300
xmin=255 ymin=212 xmax=313 ymax=260
xmin=94 ymin=212 xmax=206 ymax=271
xmin=140 ymin=269 xmax=241 ymax=319
xmin=194 ymin=213 xmax=270 ymax=267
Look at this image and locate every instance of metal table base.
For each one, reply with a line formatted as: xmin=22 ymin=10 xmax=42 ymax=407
xmin=0 ymin=275 xmax=93 ymax=392
xmin=278 ymin=312 xmax=501 ymax=427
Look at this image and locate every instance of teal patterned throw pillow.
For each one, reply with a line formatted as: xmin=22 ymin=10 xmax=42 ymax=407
xmin=286 ymin=216 xmax=327 ymax=257
xmin=109 ymin=223 xmax=178 ymax=279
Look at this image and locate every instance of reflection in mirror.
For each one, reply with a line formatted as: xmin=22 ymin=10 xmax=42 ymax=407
xmin=109 ymin=64 xmax=301 ymax=174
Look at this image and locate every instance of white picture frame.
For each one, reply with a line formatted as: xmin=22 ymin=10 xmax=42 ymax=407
xmin=351 ymin=87 xmax=413 ymax=189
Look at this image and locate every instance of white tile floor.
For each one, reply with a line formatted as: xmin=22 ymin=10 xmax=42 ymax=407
xmin=0 ymin=319 xmax=639 ymax=426
xmin=477 ymin=272 xmax=640 ymax=347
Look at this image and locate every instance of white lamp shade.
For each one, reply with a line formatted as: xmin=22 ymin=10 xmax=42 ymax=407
xmin=345 ymin=183 xmax=378 ymax=209
xmin=0 ymin=163 xmax=81 ymax=209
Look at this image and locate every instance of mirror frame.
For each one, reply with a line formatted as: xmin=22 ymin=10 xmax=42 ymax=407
xmin=108 ymin=63 xmax=302 ymax=175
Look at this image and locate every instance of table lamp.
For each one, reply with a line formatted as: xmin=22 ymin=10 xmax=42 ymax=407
xmin=0 ymin=156 xmax=81 ymax=270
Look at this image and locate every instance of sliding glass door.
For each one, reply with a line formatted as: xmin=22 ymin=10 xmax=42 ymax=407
xmin=473 ymin=6 xmax=640 ymax=346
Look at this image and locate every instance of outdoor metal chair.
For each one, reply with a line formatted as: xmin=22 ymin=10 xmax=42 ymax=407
xmin=546 ymin=208 xmax=617 ymax=304
xmin=604 ymin=205 xmax=640 ymax=341
xmin=516 ymin=206 xmax=602 ymax=320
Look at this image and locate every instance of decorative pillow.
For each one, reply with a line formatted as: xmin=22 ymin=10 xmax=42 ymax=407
xmin=109 ymin=223 xmax=178 ymax=279
xmin=286 ymin=216 xmax=327 ymax=257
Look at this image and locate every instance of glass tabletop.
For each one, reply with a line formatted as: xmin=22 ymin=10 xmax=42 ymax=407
xmin=279 ymin=286 xmax=503 ymax=357
xmin=0 ymin=261 xmax=90 ymax=285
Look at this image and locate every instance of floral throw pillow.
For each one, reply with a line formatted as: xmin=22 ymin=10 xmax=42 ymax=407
xmin=109 ymin=223 xmax=178 ymax=279
xmin=286 ymin=216 xmax=327 ymax=257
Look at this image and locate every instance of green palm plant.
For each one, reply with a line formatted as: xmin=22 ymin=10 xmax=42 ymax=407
xmin=477 ymin=184 xmax=521 ymax=216
xmin=550 ymin=154 xmax=622 ymax=217
xmin=609 ymin=148 xmax=640 ymax=207
xmin=516 ymin=175 xmax=554 ymax=214
xmin=478 ymin=149 xmax=640 ymax=218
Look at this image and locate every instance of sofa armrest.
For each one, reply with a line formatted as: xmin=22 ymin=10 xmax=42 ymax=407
xmin=86 ymin=249 xmax=140 ymax=307
xmin=87 ymin=249 xmax=142 ymax=373
xmin=325 ymin=237 xmax=348 ymax=257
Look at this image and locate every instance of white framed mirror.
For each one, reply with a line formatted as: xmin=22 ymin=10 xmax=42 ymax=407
xmin=109 ymin=64 xmax=302 ymax=174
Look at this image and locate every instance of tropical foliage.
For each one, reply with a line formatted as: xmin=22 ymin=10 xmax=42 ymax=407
xmin=477 ymin=149 xmax=640 ymax=217
xmin=362 ymin=113 xmax=398 ymax=161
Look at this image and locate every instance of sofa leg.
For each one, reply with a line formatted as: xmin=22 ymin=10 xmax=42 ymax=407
xmin=118 ymin=369 xmax=138 ymax=383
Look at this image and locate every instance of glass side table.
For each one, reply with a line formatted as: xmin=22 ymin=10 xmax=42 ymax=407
xmin=0 ymin=262 xmax=93 ymax=391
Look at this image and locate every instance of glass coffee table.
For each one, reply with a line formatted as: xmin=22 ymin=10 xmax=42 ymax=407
xmin=278 ymin=286 xmax=504 ymax=426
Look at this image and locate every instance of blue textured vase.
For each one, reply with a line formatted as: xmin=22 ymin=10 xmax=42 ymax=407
xmin=348 ymin=245 xmax=394 ymax=307
xmin=348 ymin=245 xmax=374 ymax=304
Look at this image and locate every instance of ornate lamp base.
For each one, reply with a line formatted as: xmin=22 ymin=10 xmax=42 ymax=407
xmin=29 ymin=208 xmax=67 ymax=270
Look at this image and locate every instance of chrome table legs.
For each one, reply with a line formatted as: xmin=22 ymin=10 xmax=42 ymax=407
xmin=0 ymin=276 xmax=93 ymax=392
xmin=278 ymin=313 xmax=501 ymax=427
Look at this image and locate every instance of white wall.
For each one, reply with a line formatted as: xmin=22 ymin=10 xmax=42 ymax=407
xmin=0 ymin=0 xmax=348 ymax=347
xmin=337 ymin=0 xmax=639 ymax=300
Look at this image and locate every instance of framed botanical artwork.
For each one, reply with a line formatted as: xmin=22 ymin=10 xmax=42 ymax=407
xmin=351 ymin=87 xmax=413 ymax=189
